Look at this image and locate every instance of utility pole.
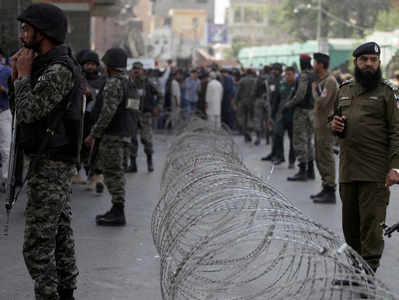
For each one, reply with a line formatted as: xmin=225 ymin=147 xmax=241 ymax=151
xmin=316 ymin=0 xmax=322 ymax=52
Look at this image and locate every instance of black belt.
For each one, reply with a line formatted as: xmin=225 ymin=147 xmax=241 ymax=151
xmin=0 ymin=107 xmax=9 ymax=113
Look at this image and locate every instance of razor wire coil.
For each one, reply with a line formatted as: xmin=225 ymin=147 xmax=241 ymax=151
xmin=152 ymin=118 xmax=398 ymax=300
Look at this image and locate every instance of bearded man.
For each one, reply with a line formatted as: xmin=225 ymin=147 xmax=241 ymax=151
xmin=330 ymin=42 xmax=399 ymax=275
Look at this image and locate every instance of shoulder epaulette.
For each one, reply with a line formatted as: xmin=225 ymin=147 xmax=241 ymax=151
xmin=383 ymin=79 xmax=398 ymax=92
xmin=339 ymin=79 xmax=353 ymax=88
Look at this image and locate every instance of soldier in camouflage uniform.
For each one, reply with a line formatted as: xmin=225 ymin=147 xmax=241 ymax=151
xmin=284 ymin=54 xmax=316 ymax=181
xmin=85 ymin=48 xmax=134 ymax=226
xmin=233 ymin=69 xmax=258 ymax=142
xmin=253 ymin=66 xmax=271 ymax=146
xmin=11 ymin=4 xmax=79 ymax=300
xmin=126 ymin=61 xmax=163 ymax=173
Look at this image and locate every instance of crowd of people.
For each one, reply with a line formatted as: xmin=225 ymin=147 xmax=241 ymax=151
xmin=2 ymin=2 xmax=399 ymax=300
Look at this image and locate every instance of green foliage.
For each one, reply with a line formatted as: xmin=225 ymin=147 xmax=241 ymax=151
xmin=223 ymin=42 xmax=247 ymax=60
xmin=269 ymin=0 xmax=391 ymax=41
xmin=376 ymin=8 xmax=399 ymax=31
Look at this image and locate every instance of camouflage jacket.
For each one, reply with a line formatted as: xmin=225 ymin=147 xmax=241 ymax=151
xmin=90 ymin=73 xmax=127 ymax=139
xmin=13 ymin=64 xmax=74 ymax=124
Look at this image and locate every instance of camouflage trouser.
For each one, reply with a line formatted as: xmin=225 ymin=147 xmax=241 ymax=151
xmin=129 ymin=112 xmax=153 ymax=157
xmin=236 ymin=102 xmax=254 ymax=133
xmin=292 ymin=108 xmax=314 ymax=164
xmin=315 ymin=129 xmax=336 ymax=188
xmin=97 ymin=135 xmax=127 ymax=205
xmin=340 ymin=182 xmax=389 ymax=271
xmin=23 ymin=158 xmax=78 ymax=300
xmin=253 ymin=97 xmax=267 ymax=133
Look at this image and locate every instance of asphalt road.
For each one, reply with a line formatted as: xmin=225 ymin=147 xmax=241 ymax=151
xmin=1 ymin=133 xmax=399 ymax=300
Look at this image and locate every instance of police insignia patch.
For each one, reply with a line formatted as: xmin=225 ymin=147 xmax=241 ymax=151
xmin=321 ymin=88 xmax=328 ymax=97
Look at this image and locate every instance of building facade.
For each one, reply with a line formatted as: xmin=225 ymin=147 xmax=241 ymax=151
xmin=152 ymin=0 xmax=215 ymax=23
xmin=226 ymin=0 xmax=289 ymax=46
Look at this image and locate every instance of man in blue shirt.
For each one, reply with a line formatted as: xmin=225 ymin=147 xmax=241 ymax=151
xmin=0 ymin=48 xmax=12 ymax=192
xmin=184 ymin=69 xmax=201 ymax=115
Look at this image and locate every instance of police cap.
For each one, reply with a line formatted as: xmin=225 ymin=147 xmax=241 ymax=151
xmin=353 ymin=42 xmax=380 ymax=58
xmin=313 ymin=52 xmax=330 ymax=65
xmin=18 ymin=3 xmax=68 ymax=45
xmin=80 ymin=50 xmax=100 ymax=66
xmin=102 ymin=48 xmax=127 ymax=69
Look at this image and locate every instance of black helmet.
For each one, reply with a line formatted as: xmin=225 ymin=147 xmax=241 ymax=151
xmin=17 ymin=3 xmax=68 ymax=45
xmin=102 ymin=48 xmax=127 ymax=69
xmin=80 ymin=50 xmax=100 ymax=66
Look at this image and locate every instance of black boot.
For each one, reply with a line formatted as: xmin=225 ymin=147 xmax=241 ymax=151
xmin=96 ymin=204 xmax=126 ymax=226
xmin=307 ymin=160 xmax=315 ymax=180
xmin=58 ymin=289 xmax=75 ymax=300
xmin=310 ymin=187 xmax=325 ymax=199
xmin=147 ymin=154 xmax=154 ymax=172
xmin=244 ymin=132 xmax=252 ymax=143
xmin=126 ymin=156 xmax=137 ymax=173
xmin=313 ymin=186 xmax=336 ymax=204
xmin=287 ymin=163 xmax=307 ymax=181
xmin=261 ymin=153 xmax=273 ymax=161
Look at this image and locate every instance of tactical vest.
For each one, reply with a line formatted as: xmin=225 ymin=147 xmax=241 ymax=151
xmin=95 ymin=76 xmax=136 ymax=138
xmin=297 ymin=71 xmax=315 ymax=110
xmin=19 ymin=46 xmax=84 ymax=164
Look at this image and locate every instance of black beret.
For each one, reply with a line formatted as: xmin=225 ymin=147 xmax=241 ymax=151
xmin=313 ymin=52 xmax=330 ymax=64
xmin=353 ymin=42 xmax=380 ymax=57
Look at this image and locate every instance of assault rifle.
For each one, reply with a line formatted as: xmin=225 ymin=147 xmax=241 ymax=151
xmin=5 ymin=113 xmax=22 ymax=212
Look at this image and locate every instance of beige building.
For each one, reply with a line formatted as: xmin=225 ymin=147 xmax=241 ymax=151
xmin=226 ymin=0 xmax=289 ymax=46
xmin=170 ymin=9 xmax=207 ymax=41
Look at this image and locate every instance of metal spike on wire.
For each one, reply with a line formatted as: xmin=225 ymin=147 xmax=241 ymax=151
xmin=152 ymin=118 xmax=398 ymax=300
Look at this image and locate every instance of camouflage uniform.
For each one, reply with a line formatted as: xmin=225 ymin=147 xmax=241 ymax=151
xmin=90 ymin=75 xmax=129 ymax=205
xmin=233 ymin=75 xmax=257 ymax=138
xmin=285 ymin=69 xmax=315 ymax=165
xmin=14 ymin=63 xmax=78 ymax=300
xmin=129 ymin=77 xmax=163 ymax=158
xmin=253 ymin=75 xmax=271 ymax=137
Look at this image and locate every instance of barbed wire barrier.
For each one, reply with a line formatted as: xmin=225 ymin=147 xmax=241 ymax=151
xmin=152 ymin=118 xmax=398 ymax=300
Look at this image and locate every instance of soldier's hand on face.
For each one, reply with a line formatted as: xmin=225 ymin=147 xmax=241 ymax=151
xmin=331 ymin=115 xmax=346 ymax=132
xmin=16 ymin=48 xmax=34 ymax=78
xmin=267 ymin=119 xmax=273 ymax=128
xmin=85 ymin=135 xmax=95 ymax=148
xmin=385 ymin=169 xmax=399 ymax=187
xmin=312 ymin=82 xmax=318 ymax=90
xmin=10 ymin=48 xmax=24 ymax=81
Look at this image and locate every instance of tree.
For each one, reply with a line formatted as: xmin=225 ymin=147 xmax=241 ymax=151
xmin=269 ymin=0 xmax=391 ymax=42
xmin=376 ymin=8 xmax=399 ymax=31
xmin=223 ymin=41 xmax=246 ymax=60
